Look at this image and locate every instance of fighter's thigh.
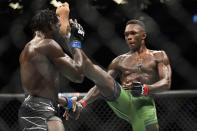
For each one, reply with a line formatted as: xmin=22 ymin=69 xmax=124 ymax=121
xmin=92 ymin=65 xmax=114 ymax=87
xmin=88 ymin=65 xmax=114 ymax=96
xmin=107 ymin=89 xmax=134 ymax=121
xmin=47 ymin=120 xmax=65 ymax=131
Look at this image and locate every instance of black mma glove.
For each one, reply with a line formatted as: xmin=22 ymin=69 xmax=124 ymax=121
xmin=69 ymin=19 xmax=85 ymax=48
xmin=131 ymin=82 xmax=149 ymax=97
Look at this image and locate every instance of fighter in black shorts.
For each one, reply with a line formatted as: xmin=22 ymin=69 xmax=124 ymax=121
xmin=18 ymin=5 xmax=85 ymax=131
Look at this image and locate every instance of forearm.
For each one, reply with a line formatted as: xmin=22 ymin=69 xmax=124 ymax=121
xmin=149 ymin=51 xmax=172 ymax=93
xmin=148 ymin=78 xmax=171 ymax=93
xmin=82 ymin=86 xmax=100 ymax=105
xmin=72 ymin=48 xmax=85 ymax=73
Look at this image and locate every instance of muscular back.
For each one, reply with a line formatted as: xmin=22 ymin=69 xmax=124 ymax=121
xmin=108 ymin=49 xmax=171 ymax=90
xmin=20 ymin=37 xmax=59 ymax=100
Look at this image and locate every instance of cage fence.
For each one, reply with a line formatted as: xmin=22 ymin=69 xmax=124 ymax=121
xmin=0 ymin=90 xmax=197 ymax=131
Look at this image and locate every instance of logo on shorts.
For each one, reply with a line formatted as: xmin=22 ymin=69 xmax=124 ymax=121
xmin=156 ymin=123 xmax=159 ymax=129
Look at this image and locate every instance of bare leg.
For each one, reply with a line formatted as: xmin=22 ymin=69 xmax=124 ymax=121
xmin=47 ymin=120 xmax=65 ymax=131
xmin=81 ymin=51 xmax=114 ymax=97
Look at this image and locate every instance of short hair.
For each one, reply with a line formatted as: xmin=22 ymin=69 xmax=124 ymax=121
xmin=31 ymin=9 xmax=58 ymax=32
xmin=126 ymin=19 xmax=146 ymax=32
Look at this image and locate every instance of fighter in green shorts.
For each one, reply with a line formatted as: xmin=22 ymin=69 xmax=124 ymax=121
xmin=62 ymin=19 xmax=172 ymax=131
xmin=107 ymin=81 xmax=158 ymax=131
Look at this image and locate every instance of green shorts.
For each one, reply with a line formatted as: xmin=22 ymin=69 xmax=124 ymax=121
xmin=107 ymin=85 xmax=158 ymax=131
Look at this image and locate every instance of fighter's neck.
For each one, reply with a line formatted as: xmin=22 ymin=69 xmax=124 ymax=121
xmin=130 ymin=43 xmax=148 ymax=55
xmin=35 ymin=31 xmax=45 ymax=38
xmin=35 ymin=31 xmax=53 ymax=39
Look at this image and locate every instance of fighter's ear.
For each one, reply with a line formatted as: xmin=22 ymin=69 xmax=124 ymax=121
xmin=142 ymin=32 xmax=147 ymax=40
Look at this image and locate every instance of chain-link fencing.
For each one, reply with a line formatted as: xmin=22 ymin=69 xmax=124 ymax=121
xmin=0 ymin=90 xmax=196 ymax=131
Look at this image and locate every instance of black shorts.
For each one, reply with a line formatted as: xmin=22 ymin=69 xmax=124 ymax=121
xmin=18 ymin=95 xmax=62 ymax=131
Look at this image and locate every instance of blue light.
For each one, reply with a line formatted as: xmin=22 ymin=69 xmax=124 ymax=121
xmin=193 ymin=14 xmax=197 ymax=23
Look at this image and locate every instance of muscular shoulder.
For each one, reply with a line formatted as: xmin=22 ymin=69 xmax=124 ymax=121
xmin=111 ymin=53 xmax=128 ymax=65
xmin=151 ymin=50 xmax=169 ymax=65
xmin=36 ymin=39 xmax=65 ymax=58
xmin=108 ymin=53 xmax=127 ymax=69
xmin=37 ymin=39 xmax=60 ymax=51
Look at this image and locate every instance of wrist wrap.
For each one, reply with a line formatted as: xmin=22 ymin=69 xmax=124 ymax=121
xmin=79 ymin=99 xmax=87 ymax=108
xmin=143 ymin=85 xmax=149 ymax=96
xmin=65 ymin=97 xmax=73 ymax=110
xmin=70 ymin=41 xmax=82 ymax=48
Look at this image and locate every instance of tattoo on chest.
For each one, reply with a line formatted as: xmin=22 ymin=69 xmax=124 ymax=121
xmin=137 ymin=58 xmax=143 ymax=71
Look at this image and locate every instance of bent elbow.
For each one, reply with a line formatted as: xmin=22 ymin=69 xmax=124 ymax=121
xmin=164 ymin=79 xmax=171 ymax=90
xmin=167 ymin=83 xmax=171 ymax=90
xmin=165 ymin=84 xmax=171 ymax=90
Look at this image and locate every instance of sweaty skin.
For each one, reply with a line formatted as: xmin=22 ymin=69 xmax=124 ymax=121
xmin=19 ymin=19 xmax=83 ymax=103
xmin=69 ymin=21 xmax=172 ymax=131
xmin=19 ymin=7 xmax=86 ymax=131
xmin=82 ymin=23 xmax=171 ymax=105
xmin=60 ymin=20 xmax=171 ymax=130
xmin=19 ymin=33 xmax=61 ymax=100
xmin=108 ymin=24 xmax=171 ymax=92
xmin=109 ymin=49 xmax=171 ymax=91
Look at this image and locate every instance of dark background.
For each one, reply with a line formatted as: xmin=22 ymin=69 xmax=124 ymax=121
xmin=0 ymin=0 xmax=197 ymax=93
